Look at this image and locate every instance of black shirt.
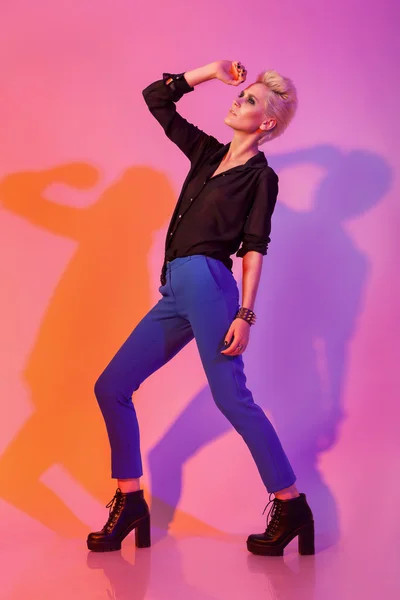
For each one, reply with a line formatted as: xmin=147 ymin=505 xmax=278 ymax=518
xmin=142 ymin=72 xmax=279 ymax=286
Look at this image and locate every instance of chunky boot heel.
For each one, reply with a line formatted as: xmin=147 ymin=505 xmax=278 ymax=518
xmin=247 ymin=492 xmax=315 ymax=557
xmin=298 ymin=520 xmax=315 ymax=555
xmin=87 ymin=488 xmax=151 ymax=552
xmin=135 ymin=515 xmax=151 ymax=548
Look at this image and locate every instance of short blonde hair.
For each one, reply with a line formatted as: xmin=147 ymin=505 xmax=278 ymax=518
xmin=255 ymin=70 xmax=298 ymax=145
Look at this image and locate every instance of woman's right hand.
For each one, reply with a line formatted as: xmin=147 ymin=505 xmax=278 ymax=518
xmin=213 ymin=60 xmax=247 ymax=86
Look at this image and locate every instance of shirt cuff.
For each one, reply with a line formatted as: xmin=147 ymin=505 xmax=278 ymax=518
xmin=236 ymin=243 xmax=268 ymax=258
xmin=162 ymin=72 xmax=194 ymax=101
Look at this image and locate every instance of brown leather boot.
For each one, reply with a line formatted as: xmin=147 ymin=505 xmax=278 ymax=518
xmin=87 ymin=488 xmax=151 ymax=552
xmin=247 ymin=492 xmax=315 ymax=556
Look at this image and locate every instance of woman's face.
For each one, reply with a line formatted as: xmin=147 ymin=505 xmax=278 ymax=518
xmin=224 ymin=83 xmax=276 ymax=137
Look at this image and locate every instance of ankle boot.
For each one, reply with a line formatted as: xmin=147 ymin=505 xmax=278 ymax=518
xmin=247 ymin=492 xmax=315 ymax=556
xmin=87 ymin=488 xmax=151 ymax=552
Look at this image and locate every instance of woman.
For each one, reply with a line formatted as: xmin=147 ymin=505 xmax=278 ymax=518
xmin=87 ymin=60 xmax=315 ymax=557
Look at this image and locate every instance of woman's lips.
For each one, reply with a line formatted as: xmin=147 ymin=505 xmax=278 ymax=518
xmin=229 ymin=109 xmax=237 ymax=115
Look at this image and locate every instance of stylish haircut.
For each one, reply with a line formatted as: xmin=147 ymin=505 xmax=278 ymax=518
xmin=255 ymin=70 xmax=298 ymax=145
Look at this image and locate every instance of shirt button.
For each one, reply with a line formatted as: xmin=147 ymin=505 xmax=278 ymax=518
xmin=190 ymin=198 xmax=193 ymax=202
xmin=178 ymin=214 xmax=182 ymax=218
xmin=170 ymin=232 xmax=173 ymax=236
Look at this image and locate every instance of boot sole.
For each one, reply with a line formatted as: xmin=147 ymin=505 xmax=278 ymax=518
xmin=247 ymin=520 xmax=315 ymax=556
xmin=87 ymin=515 xmax=151 ymax=552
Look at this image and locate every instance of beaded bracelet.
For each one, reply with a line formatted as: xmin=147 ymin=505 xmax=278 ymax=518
xmin=235 ymin=306 xmax=257 ymax=326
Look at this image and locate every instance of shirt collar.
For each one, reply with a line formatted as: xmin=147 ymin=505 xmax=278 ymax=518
xmin=209 ymin=142 xmax=268 ymax=170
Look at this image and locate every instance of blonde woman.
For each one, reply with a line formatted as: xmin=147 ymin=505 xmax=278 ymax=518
xmin=87 ymin=60 xmax=315 ymax=557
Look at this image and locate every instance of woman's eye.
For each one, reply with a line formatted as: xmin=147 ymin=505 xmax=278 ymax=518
xmin=238 ymin=92 xmax=254 ymax=104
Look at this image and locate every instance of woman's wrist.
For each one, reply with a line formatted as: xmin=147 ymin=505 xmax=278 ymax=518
xmin=235 ymin=306 xmax=257 ymax=326
xmin=183 ymin=63 xmax=217 ymax=88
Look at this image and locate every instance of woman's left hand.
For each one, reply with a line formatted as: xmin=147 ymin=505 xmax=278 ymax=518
xmin=214 ymin=60 xmax=247 ymax=86
xmin=221 ymin=318 xmax=250 ymax=355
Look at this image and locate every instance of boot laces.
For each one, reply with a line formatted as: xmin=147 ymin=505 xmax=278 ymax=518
xmin=262 ymin=492 xmax=283 ymax=535
xmin=104 ymin=488 xmax=125 ymax=532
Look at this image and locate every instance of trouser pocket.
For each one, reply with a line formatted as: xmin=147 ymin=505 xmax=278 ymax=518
xmin=204 ymin=256 xmax=239 ymax=299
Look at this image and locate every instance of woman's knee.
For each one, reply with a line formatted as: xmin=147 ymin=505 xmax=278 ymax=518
xmin=94 ymin=371 xmax=117 ymax=405
xmin=94 ymin=370 xmax=139 ymax=409
xmin=213 ymin=391 xmax=256 ymax=425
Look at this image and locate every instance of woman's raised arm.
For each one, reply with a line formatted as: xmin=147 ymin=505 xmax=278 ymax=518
xmin=142 ymin=61 xmax=246 ymax=163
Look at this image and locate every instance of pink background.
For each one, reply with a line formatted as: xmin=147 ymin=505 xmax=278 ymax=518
xmin=0 ymin=1 xmax=398 ymax=597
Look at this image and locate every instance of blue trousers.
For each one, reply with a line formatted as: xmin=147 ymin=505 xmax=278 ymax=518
xmin=94 ymin=255 xmax=296 ymax=493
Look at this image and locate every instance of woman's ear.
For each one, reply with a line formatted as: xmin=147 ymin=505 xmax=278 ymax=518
xmin=264 ymin=119 xmax=276 ymax=131
xmin=260 ymin=118 xmax=277 ymax=132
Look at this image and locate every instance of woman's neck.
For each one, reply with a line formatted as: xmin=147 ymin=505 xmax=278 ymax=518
xmin=224 ymin=133 xmax=260 ymax=163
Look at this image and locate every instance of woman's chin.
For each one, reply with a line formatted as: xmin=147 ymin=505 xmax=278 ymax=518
xmin=223 ymin=115 xmax=235 ymax=128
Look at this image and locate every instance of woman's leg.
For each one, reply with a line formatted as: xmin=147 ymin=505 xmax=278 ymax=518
xmin=177 ymin=256 xmax=297 ymax=493
xmin=94 ymin=278 xmax=194 ymax=483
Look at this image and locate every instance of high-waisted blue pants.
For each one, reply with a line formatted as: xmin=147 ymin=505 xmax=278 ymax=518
xmin=94 ymin=255 xmax=296 ymax=493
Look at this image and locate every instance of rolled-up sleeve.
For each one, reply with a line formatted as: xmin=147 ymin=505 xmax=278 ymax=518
xmin=236 ymin=168 xmax=279 ymax=258
xmin=142 ymin=72 xmax=219 ymax=162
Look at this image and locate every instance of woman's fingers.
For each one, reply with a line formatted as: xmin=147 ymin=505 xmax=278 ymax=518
xmin=225 ymin=345 xmax=246 ymax=355
xmin=225 ymin=61 xmax=247 ymax=86
xmin=221 ymin=339 xmax=246 ymax=355
xmin=234 ymin=342 xmax=246 ymax=354
xmin=231 ymin=61 xmax=247 ymax=85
